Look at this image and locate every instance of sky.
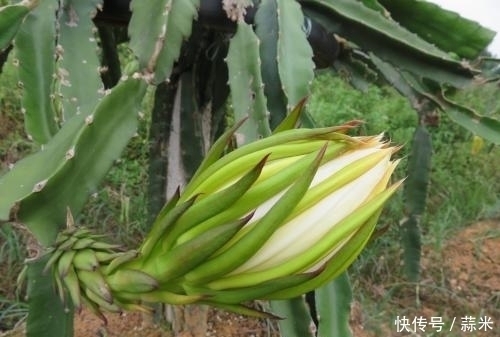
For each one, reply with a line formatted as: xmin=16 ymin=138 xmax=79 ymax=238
xmin=427 ymin=0 xmax=500 ymax=56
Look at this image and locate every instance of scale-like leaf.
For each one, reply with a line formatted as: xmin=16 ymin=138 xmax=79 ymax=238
xmin=277 ymin=0 xmax=315 ymax=108
xmin=379 ymin=0 xmax=496 ymax=59
xmin=0 ymin=77 xmax=147 ymax=245
xmin=14 ymin=0 xmax=59 ymax=144
xmin=56 ymin=0 xmax=103 ymax=121
xmin=227 ymin=22 xmax=272 ymax=143
xmin=128 ymin=0 xmax=199 ymax=83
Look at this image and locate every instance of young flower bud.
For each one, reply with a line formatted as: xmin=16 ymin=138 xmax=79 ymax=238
xmin=131 ymin=122 xmax=402 ymax=311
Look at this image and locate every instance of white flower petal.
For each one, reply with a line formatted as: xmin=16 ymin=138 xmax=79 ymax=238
xmin=233 ymin=148 xmax=392 ymax=273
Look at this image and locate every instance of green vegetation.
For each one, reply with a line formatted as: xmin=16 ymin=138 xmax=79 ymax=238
xmin=309 ymin=71 xmax=500 ymax=243
xmin=2 ymin=1 xmax=498 ymax=336
xmin=309 ymin=71 xmax=500 ymax=336
xmin=1 ymin=57 xmax=498 ymax=334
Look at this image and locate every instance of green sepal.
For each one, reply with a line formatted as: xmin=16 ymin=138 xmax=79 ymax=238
xmin=182 ymin=125 xmax=358 ymax=197
xmin=154 ymin=187 xmax=181 ymax=222
xmin=212 ymin=182 xmax=400 ymax=289
xmin=146 ymin=215 xmax=250 ymax=282
xmin=189 ymin=118 xmax=247 ymax=183
xmin=272 ymin=97 xmax=307 ymax=134
xmin=170 ymin=155 xmax=268 ymax=246
xmin=185 ymin=271 xmax=316 ymax=304
xmin=266 ymin=206 xmax=384 ymax=299
xmin=106 ymin=268 xmax=159 ymax=294
xmin=63 ymin=266 xmax=82 ymax=311
xmin=180 ymin=144 xmax=348 ymax=254
xmin=43 ymin=248 xmax=64 ymax=274
xmin=184 ymin=146 xmax=326 ymax=283
xmin=199 ymin=301 xmax=282 ymax=320
xmin=104 ymin=250 xmax=140 ymax=275
xmin=76 ymin=269 xmax=112 ymax=303
xmin=139 ymin=196 xmax=197 ymax=259
xmin=57 ymin=250 xmax=76 ymax=277
xmin=117 ymin=289 xmax=204 ymax=305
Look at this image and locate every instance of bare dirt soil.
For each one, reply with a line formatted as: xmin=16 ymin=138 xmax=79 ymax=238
xmin=4 ymin=219 xmax=495 ymax=337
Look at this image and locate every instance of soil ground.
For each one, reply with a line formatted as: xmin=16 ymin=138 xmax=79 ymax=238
xmin=2 ymin=220 xmax=497 ymax=337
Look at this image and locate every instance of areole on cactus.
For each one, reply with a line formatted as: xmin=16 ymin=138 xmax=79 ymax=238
xmin=45 ymin=117 xmax=402 ymax=318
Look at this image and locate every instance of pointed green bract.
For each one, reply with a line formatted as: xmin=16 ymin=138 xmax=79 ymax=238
xmin=184 ymin=146 xmax=326 ymax=283
xmin=272 ymin=97 xmax=307 ymax=134
xmin=35 ymin=120 xmax=402 ymax=322
xmin=184 ymin=272 xmax=315 ymax=304
xmin=207 ymin=182 xmax=400 ymax=289
xmin=170 ymin=157 xmax=267 ymax=246
xmin=145 ymin=219 xmax=247 ymax=281
xmin=182 ymin=125 xmax=357 ymax=197
xmin=139 ymin=197 xmax=197 ymax=258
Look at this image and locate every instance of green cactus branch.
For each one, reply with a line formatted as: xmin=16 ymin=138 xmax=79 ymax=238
xmin=128 ymin=0 xmax=200 ymax=83
xmin=0 ymin=77 xmax=147 ymax=245
xmin=0 ymin=0 xmax=34 ymax=51
xmin=276 ymin=0 xmax=315 ymax=108
xmin=227 ymin=21 xmax=272 ymax=142
xmin=55 ymin=0 xmax=104 ymax=122
xmin=14 ymin=0 xmax=59 ymax=144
